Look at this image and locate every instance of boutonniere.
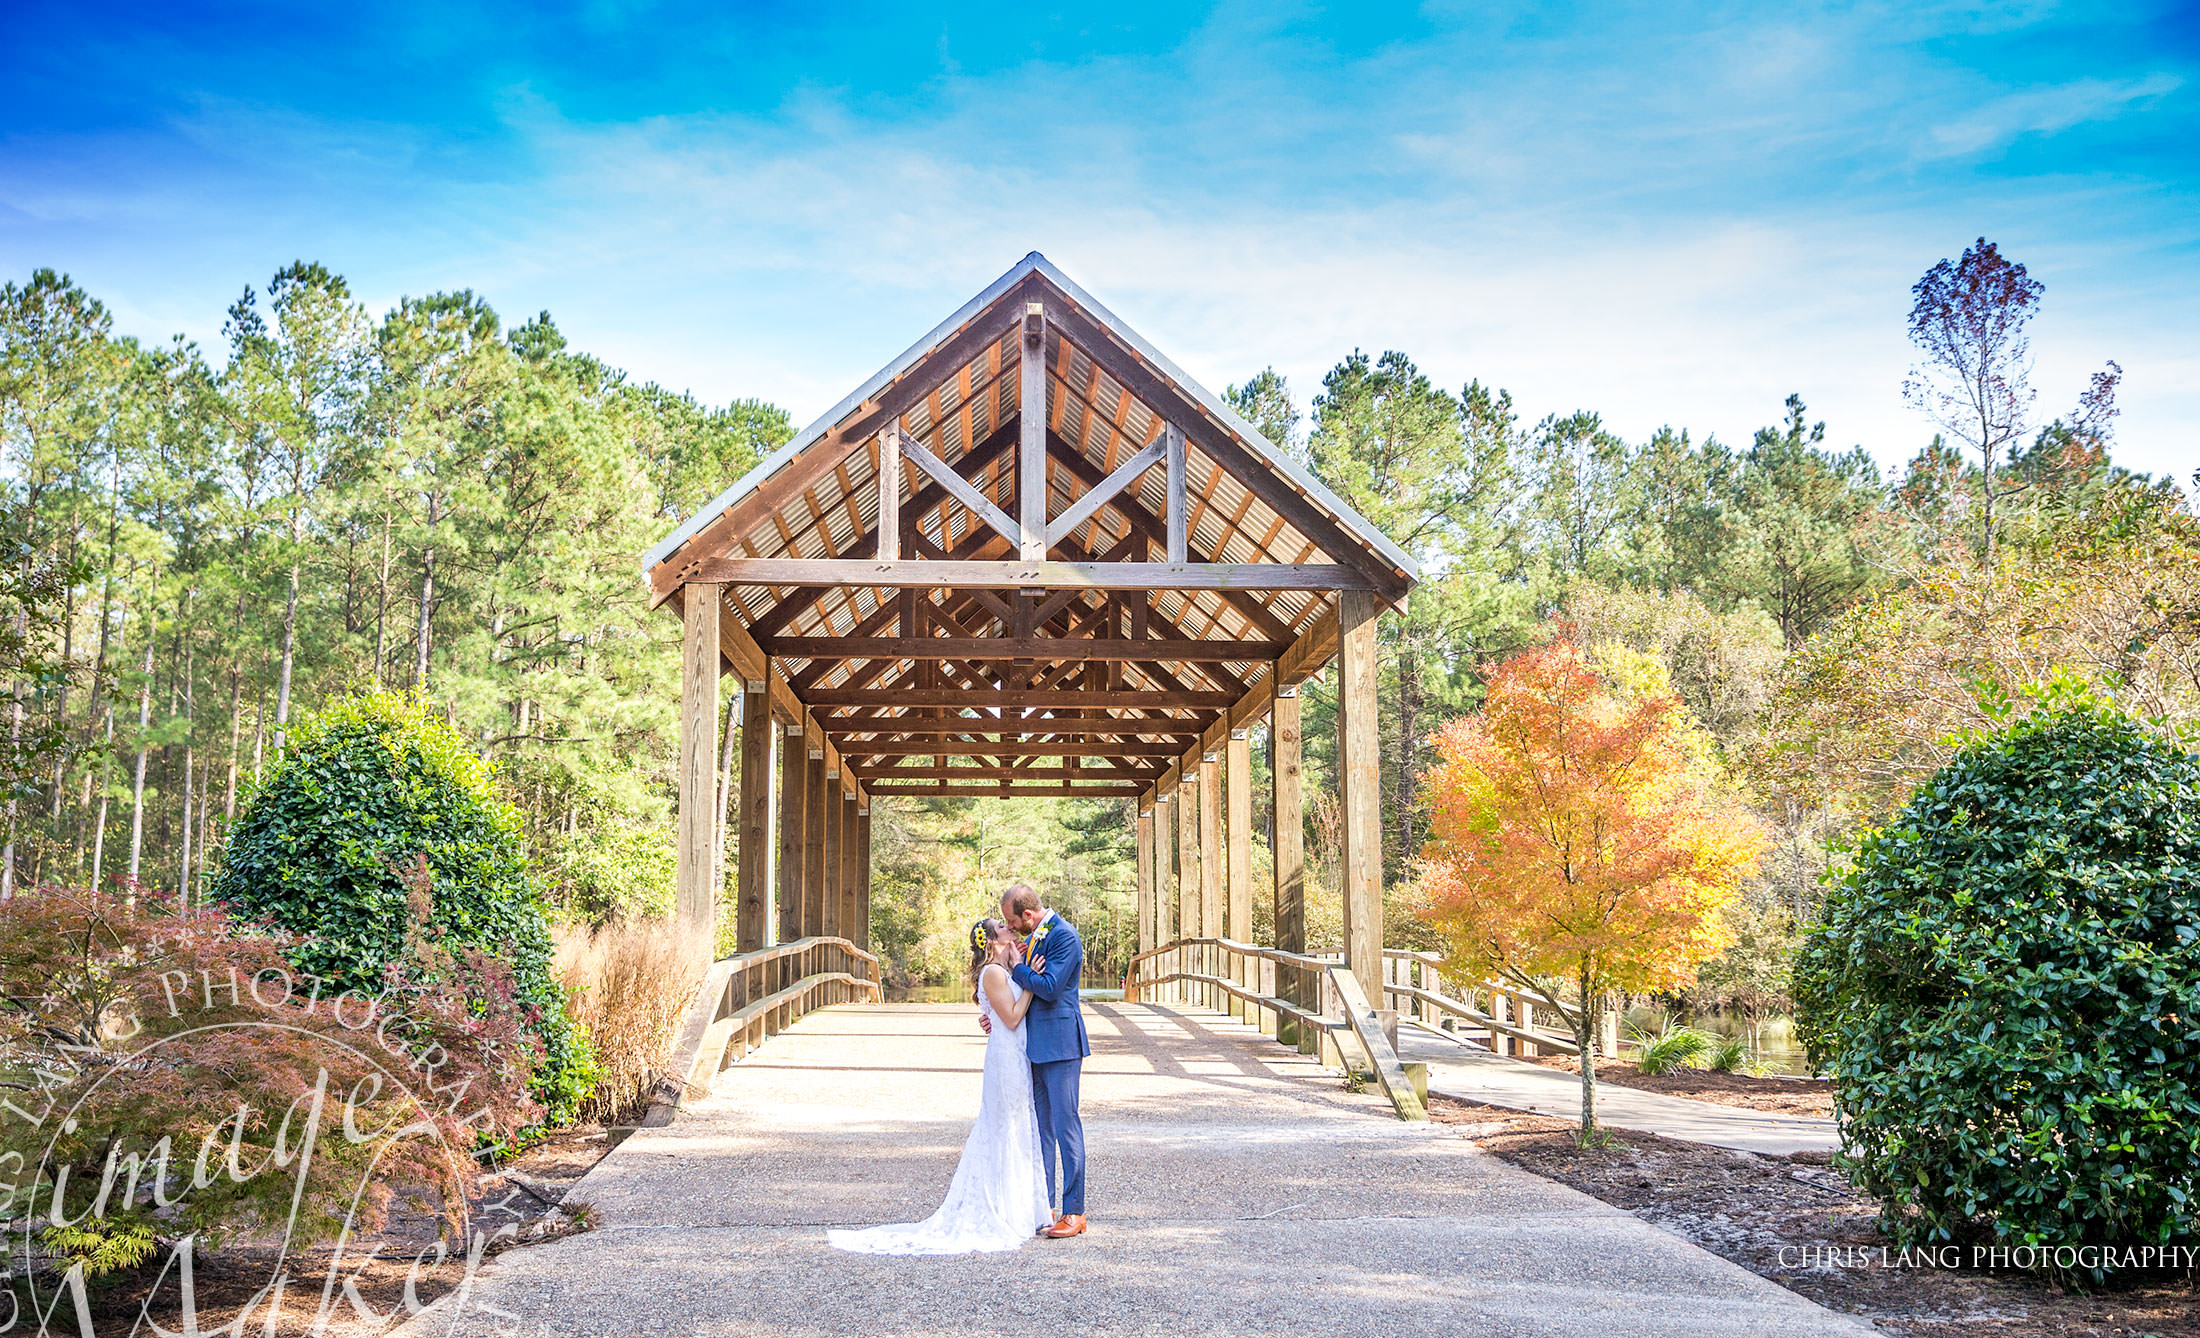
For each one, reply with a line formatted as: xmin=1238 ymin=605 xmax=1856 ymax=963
xmin=1025 ymin=922 xmax=1051 ymax=960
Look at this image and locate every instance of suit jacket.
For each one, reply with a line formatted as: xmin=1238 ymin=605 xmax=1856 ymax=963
xmin=1010 ymin=910 xmax=1091 ymax=1064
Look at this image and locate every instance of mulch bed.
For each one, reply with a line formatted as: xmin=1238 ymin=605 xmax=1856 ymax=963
xmin=1520 ymin=1053 xmax=1837 ymax=1117
xmin=18 ymin=1125 xmax=623 ymax=1338
xmin=1429 ymin=1096 xmax=2200 ymax=1337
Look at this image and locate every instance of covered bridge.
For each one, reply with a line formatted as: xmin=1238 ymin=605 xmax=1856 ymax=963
xmin=643 ymin=252 xmax=1416 ymax=1025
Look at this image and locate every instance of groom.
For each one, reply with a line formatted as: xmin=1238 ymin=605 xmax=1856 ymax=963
xmin=998 ymin=883 xmax=1089 ymax=1238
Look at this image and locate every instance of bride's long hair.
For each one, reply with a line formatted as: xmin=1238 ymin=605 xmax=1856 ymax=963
xmin=967 ymin=917 xmax=1007 ymax=1001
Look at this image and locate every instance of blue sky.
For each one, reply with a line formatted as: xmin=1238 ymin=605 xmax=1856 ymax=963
xmin=4 ymin=2 xmax=2195 ymax=477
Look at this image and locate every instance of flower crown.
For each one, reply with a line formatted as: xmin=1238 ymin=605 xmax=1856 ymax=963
xmin=970 ymin=921 xmax=992 ymax=952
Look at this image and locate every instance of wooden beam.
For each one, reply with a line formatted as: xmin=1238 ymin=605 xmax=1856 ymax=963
xmin=850 ymin=763 xmax=1164 ymax=781
xmin=690 ymin=559 xmax=1373 ymax=591
xmin=736 ymin=685 xmax=772 ymax=951
xmin=719 ymin=608 xmax=805 ymax=727
xmin=1338 ymin=587 xmax=1382 ymax=1003
xmin=677 ymin=584 xmax=721 ymax=940
xmin=1271 ymin=683 xmax=1305 ymax=1048
xmin=1163 ymin=422 xmax=1187 ymax=565
xmin=647 ymin=296 xmax=1024 ymax=603
xmin=876 ymin=427 xmax=903 ymax=561
xmin=823 ymin=718 xmax=1205 ymax=738
xmin=760 ymin=635 xmax=1287 ymax=663
xmin=1037 ymin=286 xmax=1409 ymax=597
xmin=862 ymin=782 xmax=1146 ymax=796
xmin=1043 ymin=437 xmax=1297 ymax=644
xmin=808 ymin=687 xmax=1233 ymax=709
xmin=901 ymin=435 xmax=1021 ymax=549
xmin=1045 ymin=435 xmax=1168 ymax=548
xmin=747 ymin=419 xmax=1021 ymax=640
xmin=777 ymin=721 xmax=806 ymax=942
xmin=836 ymin=740 xmax=1186 ymax=757
xmin=1020 ymin=302 xmax=1047 ymax=559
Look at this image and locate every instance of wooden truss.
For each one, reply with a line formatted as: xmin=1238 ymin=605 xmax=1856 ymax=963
xmin=649 ymin=254 xmax=1414 ymax=1004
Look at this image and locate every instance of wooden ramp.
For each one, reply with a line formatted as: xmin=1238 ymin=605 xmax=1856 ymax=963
xmin=406 ymin=1003 xmax=1870 ymax=1338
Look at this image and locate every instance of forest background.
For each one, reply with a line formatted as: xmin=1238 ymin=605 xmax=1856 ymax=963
xmin=2 ymin=253 xmax=2191 ymax=1013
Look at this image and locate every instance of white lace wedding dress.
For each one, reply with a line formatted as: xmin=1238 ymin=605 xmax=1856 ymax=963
xmin=827 ymin=964 xmax=1053 ymax=1254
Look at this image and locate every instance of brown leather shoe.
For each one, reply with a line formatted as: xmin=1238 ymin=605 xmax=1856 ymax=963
xmin=1042 ymin=1214 xmax=1087 ymax=1238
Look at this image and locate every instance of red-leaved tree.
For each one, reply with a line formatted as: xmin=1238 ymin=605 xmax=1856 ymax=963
xmin=1419 ymin=635 xmax=1768 ymax=1139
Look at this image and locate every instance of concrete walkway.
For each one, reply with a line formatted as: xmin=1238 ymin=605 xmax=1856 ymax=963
xmin=407 ymin=1002 xmax=1868 ymax=1337
xmin=1396 ymin=1025 xmax=1840 ymax=1156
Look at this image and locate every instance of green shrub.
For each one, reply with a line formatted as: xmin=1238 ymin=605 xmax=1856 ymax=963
xmin=1796 ymin=694 xmax=2200 ymax=1280
xmin=214 ymin=689 xmax=591 ymax=1121
xmin=1705 ymin=1034 xmax=1751 ymax=1073
xmin=1633 ymin=1024 xmax=1715 ymax=1074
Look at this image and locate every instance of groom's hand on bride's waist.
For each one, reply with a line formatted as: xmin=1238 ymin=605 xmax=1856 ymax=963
xmin=979 ymin=1014 xmax=991 ymax=1034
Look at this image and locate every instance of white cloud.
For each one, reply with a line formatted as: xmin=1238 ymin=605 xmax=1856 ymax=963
xmin=1923 ymin=73 xmax=2184 ymax=159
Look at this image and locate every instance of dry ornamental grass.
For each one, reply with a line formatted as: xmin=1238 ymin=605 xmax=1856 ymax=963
xmin=553 ymin=918 xmax=707 ymax=1126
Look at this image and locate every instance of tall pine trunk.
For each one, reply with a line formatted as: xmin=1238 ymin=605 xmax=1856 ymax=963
xmin=374 ymin=497 xmax=393 ymax=681
xmin=126 ymin=583 xmax=157 ymax=886
xmin=274 ymin=557 xmax=300 ymax=753
xmin=89 ymin=704 xmax=114 ymax=888
xmin=177 ymin=625 xmax=195 ymax=907
xmin=414 ymin=491 xmax=439 ymax=687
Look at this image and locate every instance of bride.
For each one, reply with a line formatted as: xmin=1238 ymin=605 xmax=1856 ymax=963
xmin=827 ymin=918 xmax=1055 ymax=1255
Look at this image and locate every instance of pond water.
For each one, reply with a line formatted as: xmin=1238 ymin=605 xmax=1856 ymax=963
xmin=884 ymin=983 xmax=1125 ymax=1005
xmin=1624 ymin=1006 xmax=1813 ymax=1076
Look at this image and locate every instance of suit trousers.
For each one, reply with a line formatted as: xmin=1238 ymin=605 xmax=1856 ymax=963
xmin=1029 ymin=1056 xmax=1085 ymax=1216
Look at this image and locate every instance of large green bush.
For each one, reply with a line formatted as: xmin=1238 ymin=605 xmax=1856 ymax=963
xmin=214 ymin=689 xmax=592 ymax=1121
xmin=1796 ymin=693 xmax=2200 ymax=1278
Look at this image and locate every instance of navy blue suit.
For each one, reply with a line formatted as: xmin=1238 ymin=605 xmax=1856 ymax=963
xmin=1011 ymin=910 xmax=1090 ymax=1216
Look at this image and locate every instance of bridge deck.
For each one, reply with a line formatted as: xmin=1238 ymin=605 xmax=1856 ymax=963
xmin=420 ymin=1002 xmax=1867 ymax=1336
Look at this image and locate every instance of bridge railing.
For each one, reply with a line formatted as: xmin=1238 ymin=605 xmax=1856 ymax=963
xmin=1123 ymin=937 xmax=1426 ymax=1122
xmin=1382 ymin=949 xmax=1636 ymax=1059
xmin=652 ymin=935 xmax=882 ymax=1120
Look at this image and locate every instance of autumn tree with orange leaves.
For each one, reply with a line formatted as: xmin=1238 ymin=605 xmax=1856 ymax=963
xmin=1420 ymin=633 xmax=1769 ymax=1139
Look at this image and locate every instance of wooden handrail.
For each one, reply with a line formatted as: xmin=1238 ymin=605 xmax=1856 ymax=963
xmin=1125 ymin=936 xmax=1426 ymax=1122
xmin=1383 ymin=981 xmax=1580 ymax=1057
xmin=651 ymin=935 xmax=884 ymax=1121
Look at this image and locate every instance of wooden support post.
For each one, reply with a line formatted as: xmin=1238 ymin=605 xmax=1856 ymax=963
xmin=875 ymin=427 xmax=903 ymax=561
xmin=778 ymin=722 xmax=806 ymax=943
xmin=803 ymin=740 xmax=827 ymax=938
xmin=1019 ymin=302 xmax=1047 ymax=559
xmin=855 ymin=803 xmax=873 ymax=952
xmin=1135 ymin=805 xmax=1155 ymax=958
xmin=1175 ymin=776 xmax=1200 ymax=1004
xmin=736 ymin=684 xmax=771 ymax=951
xmin=1226 ymin=731 xmax=1252 ymax=1020
xmin=838 ymin=791 xmax=859 ymax=946
xmin=1163 ymin=423 xmax=1187 ymax=564
xmin=1338 ymin=588 xmax=1383 ymax=1008
xmin=1155 ymin=793 xmax=1176 ymax=998
xmin=1272 ymin=685 xmax=1307 ymax=1050
xmin=1199 ymin=753 xmax=1221 ymax=1013
xmin=820 ymin=765 xmax=840 ymax=940
xmin=677 ymin=584 xmax=721 ymax=942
